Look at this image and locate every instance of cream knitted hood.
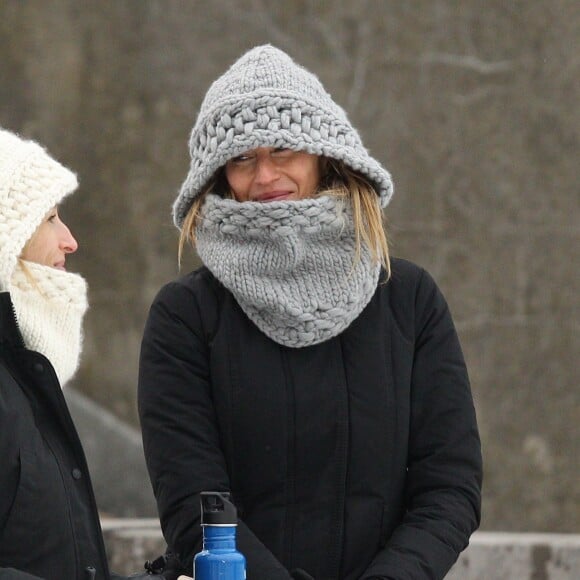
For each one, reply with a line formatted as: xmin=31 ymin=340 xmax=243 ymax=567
xmin=0 ymin=128 xmax=78 ymax=291
xmin=0 ymin=129 xmax=87 ymax=385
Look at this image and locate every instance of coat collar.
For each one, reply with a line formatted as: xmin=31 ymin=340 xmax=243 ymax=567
xmin=0 ymin=291 xmax=25 ymax=350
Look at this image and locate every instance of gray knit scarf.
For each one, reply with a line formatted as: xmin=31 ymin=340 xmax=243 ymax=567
xmin=195 ymin=194 xmax=379 ymax=348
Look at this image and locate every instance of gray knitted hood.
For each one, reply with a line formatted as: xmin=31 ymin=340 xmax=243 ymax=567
xmin=174 ymin=45 xmax=394 ymax=228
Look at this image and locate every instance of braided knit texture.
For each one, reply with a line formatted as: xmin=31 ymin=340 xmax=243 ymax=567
xmin=196 ymin=194 xmax=380 ymax=348
xmin=11 ymin=261 xmax=88 ymax=386
xmin=0 ymin=128 xmax=77 ymax=291
xmin=174 ymin=44 xmax=393 ymax=228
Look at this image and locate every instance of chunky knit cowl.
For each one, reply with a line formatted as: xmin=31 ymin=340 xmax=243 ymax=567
xmin=196 ymin=194 xmax=379 ymax=348
xmin=10 ymin=260 xmax=88 ymax=386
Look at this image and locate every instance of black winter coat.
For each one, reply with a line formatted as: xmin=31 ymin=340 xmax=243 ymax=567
xmin=0 ymin=292 xmax=111 ymax=580
xmin=138 ymin=258 xmax=483 ymax=580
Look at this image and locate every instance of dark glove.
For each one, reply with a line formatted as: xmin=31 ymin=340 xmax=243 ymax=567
xmin=110 ymin=573 xmax=172 ymax=580
xmin=145 ymin=551 xmax=185 ymax=580
xmin=291 ymin=569 xmax=315 ymax=580
xmin=111 ymin=551 xmax=185 ymax=580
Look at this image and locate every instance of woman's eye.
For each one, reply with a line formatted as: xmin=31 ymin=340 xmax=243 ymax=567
xmin=231 ymin=154 xmax=252 ymax=163
xmin=47 ymin=214 xmax=57 ymax=223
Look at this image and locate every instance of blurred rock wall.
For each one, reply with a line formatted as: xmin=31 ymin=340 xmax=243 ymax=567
xmin=1 ymin=0 xmax=578 ymax=531
xmin=101 ymin=523 xmax=580 ymax=579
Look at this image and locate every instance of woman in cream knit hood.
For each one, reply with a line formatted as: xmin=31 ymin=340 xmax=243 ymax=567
xmin=0 ymin=127 xmax=87 ymax=386
xmin=0 ymin=128 xmax=188 ymax=580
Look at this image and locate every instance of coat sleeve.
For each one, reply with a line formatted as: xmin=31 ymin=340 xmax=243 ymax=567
xmin=138 ymin=279 xmax=293 ymax=579
xmin=0 ymin=369 xmax=43 ymax=580
xmin=0 ymin=570 xmax=44 ymax=580
xmin=361 ymin=267 xmax=483 ymax=580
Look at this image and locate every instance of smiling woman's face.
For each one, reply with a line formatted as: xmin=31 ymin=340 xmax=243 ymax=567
xmin=20 ymin=206 xmax=78 ymax=270
xmin=224 ymin=147 xmax=321 ymax=202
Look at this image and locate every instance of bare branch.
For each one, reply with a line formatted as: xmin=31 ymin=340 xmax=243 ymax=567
xmin=452 ymin=86 xmax=511 ymax=106
xmin=347 ymin=8 xmax=372 ymax=112
xmin=418 ymin=53 xmax=515 ymax=74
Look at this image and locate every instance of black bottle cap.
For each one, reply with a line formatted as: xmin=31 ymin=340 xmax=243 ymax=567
xmin=200 ymin=491 xmax=238 ymax=525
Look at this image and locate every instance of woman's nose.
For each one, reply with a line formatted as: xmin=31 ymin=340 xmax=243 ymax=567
xmin=254 ymin=157 xmax=279 ymax=184
xmin=61 ymin=225 xmax=79 ymax=253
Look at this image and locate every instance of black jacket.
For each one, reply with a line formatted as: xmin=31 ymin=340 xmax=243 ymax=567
xmin=138 ymin=258 xmax=483 ymax=580
xmin=0 ymin=292 xmax=111 ymax=580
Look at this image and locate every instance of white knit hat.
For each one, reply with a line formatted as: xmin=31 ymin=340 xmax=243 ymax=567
xmin=173 ymin=44 xmax=394 ymax=228
xmin=0 ymin=128 xmax=78 ymax=290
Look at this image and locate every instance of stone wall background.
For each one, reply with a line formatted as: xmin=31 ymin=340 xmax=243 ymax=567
xmin=1 ymin=0 xmax=578 ymax=532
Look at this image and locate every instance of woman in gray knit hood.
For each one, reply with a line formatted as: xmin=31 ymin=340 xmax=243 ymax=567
xmin=139 ymin=45 xmax=482 ymax=580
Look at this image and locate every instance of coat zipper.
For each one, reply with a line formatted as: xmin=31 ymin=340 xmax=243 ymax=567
xmin=8 ymin=297 xmax=26 ymax=349
xmin=281 ymin=348 xmax=297 ymax=568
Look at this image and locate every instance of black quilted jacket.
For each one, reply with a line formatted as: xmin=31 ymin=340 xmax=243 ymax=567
xmin=139 ymin=258 xmax=482 ymax=580
xmin=0 ymin=292 xmax=110 ymax=580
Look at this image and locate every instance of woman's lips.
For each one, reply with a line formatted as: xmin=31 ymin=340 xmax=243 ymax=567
xmin=255 ymin=191 xmax=294 ymax=202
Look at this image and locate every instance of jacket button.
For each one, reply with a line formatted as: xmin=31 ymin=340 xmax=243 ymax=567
xmin=72 ymin=468 xmax=82 ymax=480
xmin=32 ymin=362 xmax=44 ymax=373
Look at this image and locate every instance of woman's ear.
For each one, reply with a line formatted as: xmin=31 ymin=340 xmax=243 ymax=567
xmin=318 ymin=156 xmax=330 ymax=177
xmin=316 ymin=157 xmax=331 ymax=192
xmin=318 ymin=157 xmax=345 ymax=192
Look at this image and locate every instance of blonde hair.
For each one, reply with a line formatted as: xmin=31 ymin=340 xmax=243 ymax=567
xmin=177 ymin=171 xmax=228 ymax=267
xmin=320 ymin=159 xmax=390 ymax=278
xmin=178 ymin=158 xmax=390 ymax=278
xmin=15 ymin=257 xmax=44 ymax=295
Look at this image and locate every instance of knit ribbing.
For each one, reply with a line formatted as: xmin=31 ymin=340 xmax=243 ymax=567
xmin=174 ymin=45 xmax=393 ymax=228
xmin=10 ymin=261 xmax=88 ymax=386
xmin=196 ymin=194 xmax=380 ymax=348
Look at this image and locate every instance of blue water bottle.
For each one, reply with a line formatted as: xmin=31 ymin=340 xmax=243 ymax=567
xmin=193 ymin=491 xmax=246 ymax=580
